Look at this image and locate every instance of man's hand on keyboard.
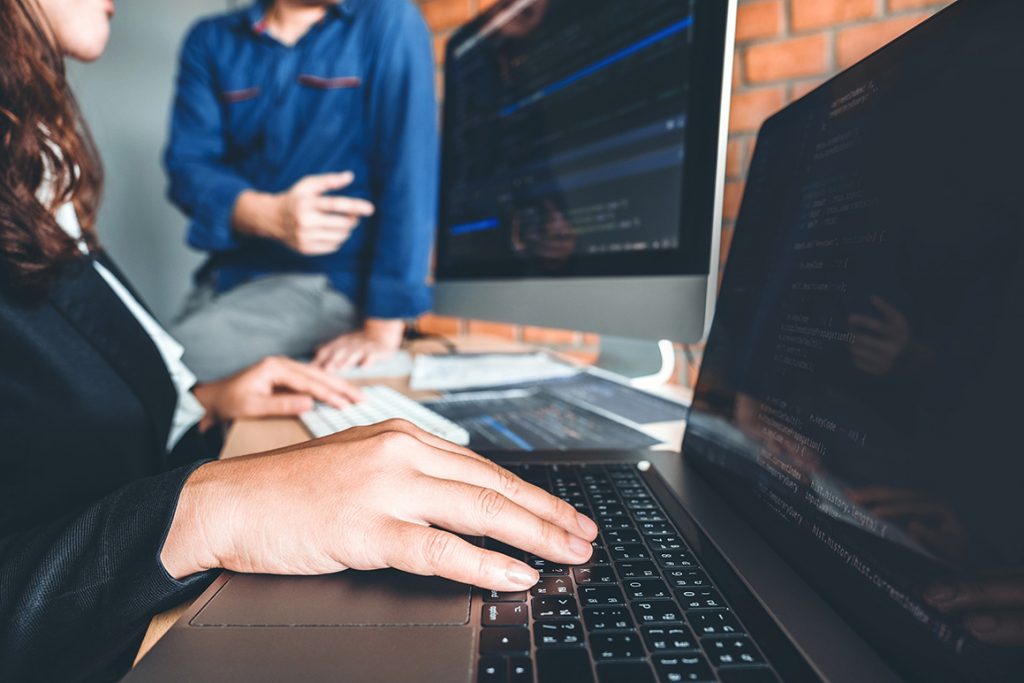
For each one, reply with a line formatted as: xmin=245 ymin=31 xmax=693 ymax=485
xmin=161 ymin=419 xmax=599 ymax=592
xmin=192 ymin=355 xmax=365 ymax=429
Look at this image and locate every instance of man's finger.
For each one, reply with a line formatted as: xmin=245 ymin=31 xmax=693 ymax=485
xmin=926 ymin=579 xmax=1024 ymax=611
xmin=272 ymin=357 xmax=365 ymax=404
xmin=963 ymin=613 xmax=1024 ymax=646
xmin=301 ymin=171 xmax=355 ymax=195
xmin=381 ymin=522 xmax=539 ymax=591
xmin=314 ymin=195 xmax=376 ymax=217
xmin=248 ymin=394 xmax=315 ymax=416
xmin=414 ymin=477 xmax=594 ymax=567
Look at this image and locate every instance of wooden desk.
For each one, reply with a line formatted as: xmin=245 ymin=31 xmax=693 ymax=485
xmin=134 ymin=336 xmax=688 ymax=665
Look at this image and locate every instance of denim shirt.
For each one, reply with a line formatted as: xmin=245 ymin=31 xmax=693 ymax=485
xmin=164 ymin=0 xmax=438 ymax=319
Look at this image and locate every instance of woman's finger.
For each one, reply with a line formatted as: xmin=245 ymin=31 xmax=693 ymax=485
xmin=378 ymin=521 xmax=538 ymax=592
xmin=275 ymin=357 xmax=365 ymax=403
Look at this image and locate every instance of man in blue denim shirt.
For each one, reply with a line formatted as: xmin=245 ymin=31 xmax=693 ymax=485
xmin=164 ymin=0 xmax=438 ymax=381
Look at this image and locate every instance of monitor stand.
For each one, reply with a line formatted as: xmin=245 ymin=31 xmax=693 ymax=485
xmin=592 ymin=336 xmax=677 ymax=389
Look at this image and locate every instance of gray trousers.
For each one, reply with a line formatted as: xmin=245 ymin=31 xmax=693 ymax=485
xmin=172 ymin=273 xmax=359 ymax=382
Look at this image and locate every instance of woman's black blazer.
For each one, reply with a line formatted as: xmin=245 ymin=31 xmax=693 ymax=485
xmin=0 ymin=254 xmax=218 ymax=682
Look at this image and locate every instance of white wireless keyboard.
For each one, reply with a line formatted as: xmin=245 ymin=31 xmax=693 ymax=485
xmin=299 ymin=385 xmax=471 ymax=446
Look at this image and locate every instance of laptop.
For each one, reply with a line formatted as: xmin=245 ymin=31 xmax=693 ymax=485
xmin=125 ymin=1 xmax=1024 ymax=680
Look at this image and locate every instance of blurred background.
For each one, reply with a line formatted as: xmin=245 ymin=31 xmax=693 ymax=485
xmin=70 ymin=0 xmax=952 ymax=384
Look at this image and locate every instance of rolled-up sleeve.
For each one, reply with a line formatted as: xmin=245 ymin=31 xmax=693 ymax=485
xmin=164 ymin=22 xmax=252 ymax=253
xmin=363 ymin=3 xmax=439 ymax=319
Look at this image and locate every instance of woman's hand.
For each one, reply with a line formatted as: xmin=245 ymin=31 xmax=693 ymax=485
xmin=162 ymin=420 xmax=599 ymax=591
xmin=192 ymin=356 xmax=364 ymax=428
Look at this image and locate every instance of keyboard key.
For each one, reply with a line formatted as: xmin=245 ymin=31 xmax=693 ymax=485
xmin=630 ymin=509 xmax=666 ymax=523
xmin=648 ymin=536 xmax=689 ymax=552
xmin=631 ymin=600 xmax=685 ymax=625
xmin=689 ymin=610 xmax=743 ymax=635
xmin=653 ymin=653 xmax=716 ymax=682
xmin=509 ymin=657 xmax=534 ymax=683
xmin=533 ymin=596 xmax=579 ymax=620
xmin=482 ymin=603 xmax=529 ymax=627
xmin=642 ymin=625 xmax=699 ymax=653
xmin=702 ymin=636 xmax=765 ymax=667
xmin=479 ymin=656 xmax=508 ymax=682
xmin=484 ymin=589 xmax=528 ymax=603
xmin=583 ymin=606 xmax=635 ymax=632
xmin=536 ymin=649 xmax=594 ymax=683
xmin=480 ymin=627 xmax=530 ymax=654
xmin=624 ymin=579 xmax=672 ymax=601
xmin=580 ymin=585 xmax=626 ymax=606
xmin=615 ymin=561 xmax=660 ymax=579
xmin=603 ymin=529 xmax=643 ymax=544
xmin=664 ymin=569 xmax=711 ymax=589
xmin=531 ymin=577 xmax=573 ymax=596
xmin=638 ymin=522 xmax=675 ymax=536
xmin=718 ymin=668 xmax=779 ymax=683
xmin=580 ymin=549 xmax=612 ymax=566
xmin=528 ymin=557 xmax=569 ymax=576
xmin=590 ymin=632 xmax=645 ymax=660
xmin=654 ymin=551 xmax=696 ymax=568
xmin=676 ymin=588 xmax=725 ymax=610
xmin=534 ymin=620 xmax=585 ymax=647
xmin=597 ymin=661 xmax=656 ymax=683
xmin=610 ymin=544 xmax=651 ymax=561
xmin=573 ymin=566 xmax=617 ymax=585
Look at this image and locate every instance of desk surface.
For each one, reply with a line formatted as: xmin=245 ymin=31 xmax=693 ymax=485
xmin=134 ymin=335 xmax=689 ymax=665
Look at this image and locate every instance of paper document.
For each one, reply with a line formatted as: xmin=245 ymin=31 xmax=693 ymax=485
xmin=409 ymin=352 xmax=580 ymax=392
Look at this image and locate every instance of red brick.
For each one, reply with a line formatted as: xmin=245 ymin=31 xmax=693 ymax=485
xmin=720 ymin=226 xmax=736 ymax=266
xmin=836 ymin=14 xmax=930 ymax=68
xmin=417 ymin=314 xmax=462 ymax=337
xmin=421 ymin=0 xmax=474 ymax=32
xmin=791 ymin=0 xmax=876 ymax=33
xmin=744 ymin=34 xmax=830 ymax=84
xmin=723 ymin=181 xmax=746 ymax=223
xmin=735 ymin=0 xmax=782 ymax=42
xmin=790 ymin=78 xmax=824 ymax=101
xmin=522 ymin=326 xmax=578 ymax=346
xmin=728 ymin=86 xmax=785 ymax=133
xmin=467 ymin=320 xmax=519 ymax=341
xmin=725 ymin=136 xmax=754 ymax=180
xmin=888 ymin=0 xmax=948 ymax=10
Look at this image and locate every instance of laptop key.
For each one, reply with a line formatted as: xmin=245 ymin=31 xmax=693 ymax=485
xmin=702 ymin=636 xmax=765 ymax=667
xmin=484 ymin=589 xmax=528 ymax=603
xmin=631 ymin=600 xmax=685 ymax=625
xmin=648 ymin=536 xmax=689 ymax=552
xmin=528 ymin=557 xmax=569 ymax=575
xmin=580 ymin=585 xmax=626 ymax=606
xmin=482 ymin=603 xmax=528 ymax=627
xmin=534 ymin=620 xmax=585 ymax=647
xmin=689 ymin=610 xmax=743 ymax=636
xmin=580 ymin=549 xmax=612 ymax=566
xmin=664 ymin=569 xmax=711 ymax=588
xmin=583 ymin=606 xmax=635 ymax=632
xmin=480 ymin=627 xmax=530 ymax=654
xmin=573 ymin=566 xmax=617 ymax=585
xmin=590 ymin=632 xmax=645 ymax=660
xmin=624 ymin=578 xmax=672 ymax=601
xmin=642 ymin=625 xmax=700 ymax=653
xmin=610 ymin=544 xmax=651 ymax=561
xmin=603 ymin=529 xmax=643 ymax=544
xmin=596 ymin=661 xmax=656 ymax=683
xmin=479 ymin=656 xmax=508 ymax=683
xmin=653 ymin=653 xmax=716 ymax=682
xmin=676 ymin=588 xmax=725 ymax=611
xmin=532 ymin=596 xmax=579 ymax=620
xmin=531 ymin=577 xmax=573 ymax=596
xmin=615 ymin=561 xmax=660 ymax=579
xmin=654 ymin=551 xmax=696 ymax=568
xmin=638 ymin=522 xmax=675 ymax=536
xmin=509 ymin=657 xmax=534 ymax=683
xmin=536 ymin=649 xmax=594 ymax=683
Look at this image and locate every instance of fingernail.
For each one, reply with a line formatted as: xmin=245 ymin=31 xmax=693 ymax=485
xmin=506 ymin=564 xmax=538 ymax=588
xmin=569 ymin=535 xmax=592 ymax=558
xmin=966 ymin=614 xmax=997 ymax=635
xmin=924 ymin=584 xmax=956 ymax=603
xmin=576 ymin=513 xmax=598 ymax=537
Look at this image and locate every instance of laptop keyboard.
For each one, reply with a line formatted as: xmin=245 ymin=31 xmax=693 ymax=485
xmin=476 ymin=463 xmax=779 ymax=683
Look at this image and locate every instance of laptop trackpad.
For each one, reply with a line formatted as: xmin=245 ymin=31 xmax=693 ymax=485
xmin=191 ymin=570 xmax=471 ymax=627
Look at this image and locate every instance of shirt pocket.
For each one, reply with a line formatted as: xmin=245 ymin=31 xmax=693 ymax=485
xmin=219 ymin=86 xmax=266 ymax=150
xmin=296 ymin=74 xmax=364 ymax=139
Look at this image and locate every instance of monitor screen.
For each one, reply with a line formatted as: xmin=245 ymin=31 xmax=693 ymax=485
xmin=685 ymin=2 xmax=1024 ymax=681
xmin=436 ymin=0 xmax=726 ymax=281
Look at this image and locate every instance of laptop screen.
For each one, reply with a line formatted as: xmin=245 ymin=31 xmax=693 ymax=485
xmin=684 ymin=1 xmax=1024 ymax=680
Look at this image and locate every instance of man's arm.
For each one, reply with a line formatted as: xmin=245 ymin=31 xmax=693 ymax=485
xmin=313 ymin=2 xmax=439 ymax=370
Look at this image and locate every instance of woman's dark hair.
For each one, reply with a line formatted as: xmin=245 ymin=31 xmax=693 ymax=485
xmin=0 ymin=0 xmax=103 ymax=295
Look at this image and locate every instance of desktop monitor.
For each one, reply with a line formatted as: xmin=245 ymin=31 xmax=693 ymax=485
xmin=433 ymin=0 xmax=737 ymax=347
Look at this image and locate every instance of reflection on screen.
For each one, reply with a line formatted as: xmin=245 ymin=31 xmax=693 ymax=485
xmin=438 ymin=0 xmax=704 ymax=278
xmin=686 ymin=2 xmax=1024 ymax=681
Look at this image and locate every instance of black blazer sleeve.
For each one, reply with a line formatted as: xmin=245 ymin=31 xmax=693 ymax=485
xmin=0 ymin=259 xmax=221 ymax=682
xmin=0 ymin=460 xmax=217 ymax=683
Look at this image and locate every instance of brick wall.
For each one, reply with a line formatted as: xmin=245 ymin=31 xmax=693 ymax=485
xmin=414 ymin=0 xmax=953 ymax=385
